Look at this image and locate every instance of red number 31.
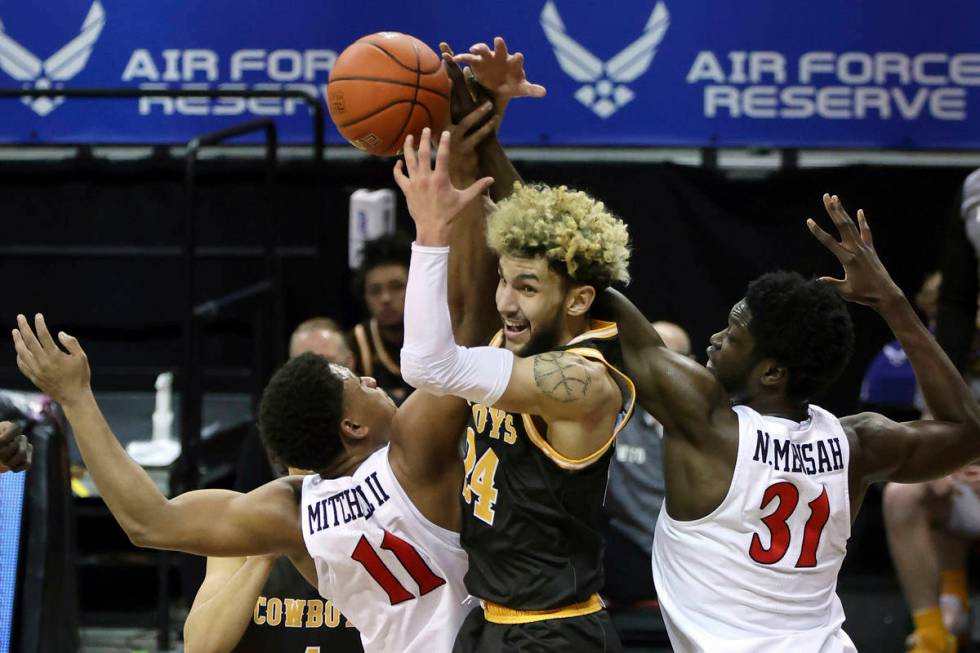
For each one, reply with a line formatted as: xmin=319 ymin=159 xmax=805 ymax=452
xmin=749 ymin=482 xmax=830 ymax=568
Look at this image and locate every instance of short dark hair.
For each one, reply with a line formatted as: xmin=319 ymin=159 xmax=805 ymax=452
xmin=258 ymin=352 xmax=345 ymax=471
xmin=353 ymin=233 xmax=412 ymax=302
xmin=745 ymin=271 xmax=854 ymax=401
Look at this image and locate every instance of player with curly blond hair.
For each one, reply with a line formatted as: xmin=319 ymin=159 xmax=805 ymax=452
xmin=397 ymin=125 xmax=637 ymax=651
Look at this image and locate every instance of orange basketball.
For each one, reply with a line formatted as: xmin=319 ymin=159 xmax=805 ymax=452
xmin=328 ymin=32 xmax=450 ymax=156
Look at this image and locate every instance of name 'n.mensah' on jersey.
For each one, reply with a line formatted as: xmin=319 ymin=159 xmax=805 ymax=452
xmin=752 ymin=429 xmax=845 ymax=475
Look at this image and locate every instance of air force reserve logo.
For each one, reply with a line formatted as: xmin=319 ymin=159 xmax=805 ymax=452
xmin=541 ymin=1 xmax=669 ymax=118
xmin=0 ymin=1 xmax=106 ymax=116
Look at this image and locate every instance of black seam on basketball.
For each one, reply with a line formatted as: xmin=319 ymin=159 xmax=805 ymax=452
xmin=388 ymin=41 xmax=422 ymax=151
xmin=337 ymin=99 xmax=415 ymax=128
xmin=363 ymin=40 xmax=441 ymax=75
xmin=329 ymin=76 xmax=449 ymax=100
xmin=416 ymin=100 xmax=433 ymax=126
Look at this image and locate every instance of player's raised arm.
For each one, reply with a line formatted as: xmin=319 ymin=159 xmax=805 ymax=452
xmin=807 ymin=194 xmax=980 ymax=483
xmin=397 ymin=133 xmax=621 ymax=430
xmin=12 ymin=314 xmax=304 ymax=559
xmin=595 ymin=289 xmax=731 ymax=442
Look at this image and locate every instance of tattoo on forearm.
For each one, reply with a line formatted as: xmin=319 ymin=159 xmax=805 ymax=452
xmin=533 ymin=352 xmax=592 ymax=403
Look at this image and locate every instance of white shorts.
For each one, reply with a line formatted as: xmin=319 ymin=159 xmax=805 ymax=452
xmin=948 ymin=481 xmax=980 ymax=538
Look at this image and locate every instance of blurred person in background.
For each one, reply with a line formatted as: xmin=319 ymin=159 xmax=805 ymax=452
xmin=350 ymin=233 xmax=414 ymax=405
xmin=883 ymin=170 xmax=980 ymax=653
xmin=0 ymin=420 xmax=31 ymax=473
xmin=601 ymin=321 xmax=690 ymax=607
xmin=289 ymin=317 xmax=356 ymax=370
xmin=860 ymin=272 xmax=941 ymax=422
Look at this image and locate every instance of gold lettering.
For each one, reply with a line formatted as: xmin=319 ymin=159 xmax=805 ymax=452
xmin=253 ymin=596 xmax=267 ymax=626
xmin=488 ymin=408 xmax=505 ymax=440
xmin=284 ymin=598 xmax=306 ymax=628
xmin=306 ymin=599 xmax=323 ymax=628
xmin=503 ymin=415 xmax=517 ymax=445
xmin=266 ymin=597 xmax=283 ymax=626
xmin=473 ymin=404 xmax=488 ymax=433
xmin=325 ymin=600 xmax=341 ymax=628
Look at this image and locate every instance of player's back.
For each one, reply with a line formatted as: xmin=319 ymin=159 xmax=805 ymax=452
xmin=301 ymin=446 xmax=469 ymax=653
xmin=652 ymin=403 xmax=856 ymax=653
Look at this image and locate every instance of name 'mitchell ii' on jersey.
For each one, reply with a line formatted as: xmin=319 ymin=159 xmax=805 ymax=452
xmin=460 ymin=320 xmax=636 ymax=610
xmin=300 ymin=446 xmax=469 ymax=653
xmin=652 ymin=403 xmax=857 ymax=653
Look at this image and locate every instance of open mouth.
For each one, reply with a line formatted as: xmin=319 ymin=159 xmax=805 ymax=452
xmin=503 ymin=320 xmax=529 ymax=339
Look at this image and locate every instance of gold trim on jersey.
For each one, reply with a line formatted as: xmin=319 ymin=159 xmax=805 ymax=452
xmin=369 ymin=318 xmax=401 ymax=376
xmin=566 ymin=319 xmax=619 ymax=345
xmin=353 ymin=323 xmax=373 ymax=377
xmin=484 ymin=320 xmax=635 ymax=470
xmin=520 ymin=346 xmax=636 ymax=470
xmin=482 ymin=593 xmax=604 ymax=624
xmin=353 ymin=319 xmax=401 ymax=378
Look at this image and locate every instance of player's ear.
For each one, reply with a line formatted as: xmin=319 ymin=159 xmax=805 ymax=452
xmin=758 ymin=361 xmax=788 ymax=390
xmin=340 ymin=418 xmax=369 ymax=442
xmin=566 ymin=284 xmax=596 ymax=317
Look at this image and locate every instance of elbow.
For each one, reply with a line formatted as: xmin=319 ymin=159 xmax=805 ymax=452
xmin=400 ymin=348 xmax=441 ymax=393
xmin=125 ymin=523 xmax=154 ymax=548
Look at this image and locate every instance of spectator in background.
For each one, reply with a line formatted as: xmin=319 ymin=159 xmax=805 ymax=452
xmin=859 ymin=272 xmax=941 ymax=422
xmin=883 ymin=170 xmax=980 ymax=653
xmin=602 ymin=320 xmax=690 ymax=606
xmin=0 ymin=421 xmax=31 ymax=473
xmin=349 ymin=233 xmax=414 ymax=404
xmin=289 ymin=317 xmax=356 ymax=370
xmin=190 ymin=317 xmax=364 ymax=653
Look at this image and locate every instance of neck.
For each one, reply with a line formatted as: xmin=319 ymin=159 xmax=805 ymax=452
xmin=317 ymin=444 xmax=379 ymax=479
xmin=559 ymin=314 xmax=592 ymax=346
xmin=741 ymin=395 xmax=809 ymax=422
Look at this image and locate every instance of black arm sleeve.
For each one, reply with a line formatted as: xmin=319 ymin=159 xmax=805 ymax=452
xmin=936 ymin=194 xmax=979 ymax=372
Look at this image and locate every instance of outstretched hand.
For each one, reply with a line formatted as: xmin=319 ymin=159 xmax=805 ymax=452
xmin=12 ymin=313 xmax=92 ymax=406
xmin=452 ymin=37 xmax=546 ymax=105
xmin=393 ymin=128 xmax=493 ymax=246
xmin=807 ymin=194 xmax=902 ymax=308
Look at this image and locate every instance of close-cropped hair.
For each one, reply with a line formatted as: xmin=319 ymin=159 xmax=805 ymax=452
xmin=258 ymin=352 xmax=345 ymax=472
xmin=487 ymin=183 xmax=631 ymax=289
xmin=745 ymin=271 xmax=855 ymax=402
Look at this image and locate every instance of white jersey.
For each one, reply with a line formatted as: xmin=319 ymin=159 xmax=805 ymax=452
xmin=300 ymin=446 xmax=470 ymax=653
xmin=652 ymin=404 xmax=857 ymax=653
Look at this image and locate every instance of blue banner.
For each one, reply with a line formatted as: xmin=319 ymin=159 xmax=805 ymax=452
xmin=0 ymin=0 xmax=978 ymax=148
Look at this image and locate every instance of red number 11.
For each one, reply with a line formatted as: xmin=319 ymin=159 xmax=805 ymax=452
xmin=749 ymin=482 xmax=830 ymax=568
xmin=351 ymin=530 xmax=446 ymax=605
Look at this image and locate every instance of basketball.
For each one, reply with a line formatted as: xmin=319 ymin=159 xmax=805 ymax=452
xmin=328 ymin=32 xmax=451 ymax=156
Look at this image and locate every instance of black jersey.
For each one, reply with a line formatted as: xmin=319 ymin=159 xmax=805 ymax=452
xmin=459 ymin=320 xmax=636 ymax=610
xmin=234 ymin=556 xmax=363 ymax=653
xmin=350 ymin=319 xmax=413 ymax=405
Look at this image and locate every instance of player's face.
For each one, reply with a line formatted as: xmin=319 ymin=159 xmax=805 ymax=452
xmin=332 ymin=364 xmax=397 ymax=443
xmin=706 ymin=299 xmax=759 ymax=398
xmin=364 ymin=264 xmax=408 ymax=327
xmin=496 ymin=255 xmax=567 ymax=357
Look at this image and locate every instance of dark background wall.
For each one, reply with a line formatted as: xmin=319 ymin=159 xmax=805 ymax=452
xmin=0 ymin=156 xmax=967 ymax=417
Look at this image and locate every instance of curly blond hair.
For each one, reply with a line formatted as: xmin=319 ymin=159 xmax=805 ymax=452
xmin=487 ymin=183 xmax=630 ymax=288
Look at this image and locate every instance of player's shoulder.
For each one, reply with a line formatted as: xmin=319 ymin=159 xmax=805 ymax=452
xmin=839 ymin=411 xmax=900 ymax=441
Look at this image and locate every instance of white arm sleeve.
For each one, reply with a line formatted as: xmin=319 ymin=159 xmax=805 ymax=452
xmin=400 ymin=243 xmax=513 ymax=406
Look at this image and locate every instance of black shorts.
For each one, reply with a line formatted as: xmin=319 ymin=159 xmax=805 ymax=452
xmin=452 ymin=606 xmax=622 ymax=653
